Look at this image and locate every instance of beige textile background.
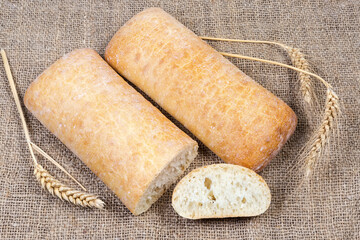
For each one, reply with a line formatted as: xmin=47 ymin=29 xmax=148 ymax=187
xmin=0 ymin=0 xmax=359 ymax=239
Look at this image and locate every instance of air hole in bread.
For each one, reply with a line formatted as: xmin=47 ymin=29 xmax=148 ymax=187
xmin=242 ymin=197 xmax=247 ymax=204
xmin=208 ymin=190 xmax=216 ymax=201
xmin=204 ymin=177 xmax=212 ymax=190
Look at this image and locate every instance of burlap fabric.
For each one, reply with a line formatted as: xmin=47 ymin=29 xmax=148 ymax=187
xmin=1 ymin=0 xmax=359 ymax=239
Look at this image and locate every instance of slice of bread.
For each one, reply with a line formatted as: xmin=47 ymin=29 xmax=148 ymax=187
xmin=172 ymin=164 xmax=271 ymax=219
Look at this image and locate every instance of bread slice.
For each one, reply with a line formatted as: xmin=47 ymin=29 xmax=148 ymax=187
xmin=172 ymin=164 xmax=271 ymax=219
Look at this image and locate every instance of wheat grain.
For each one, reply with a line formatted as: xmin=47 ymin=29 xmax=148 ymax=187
xmin=34 ymin=164 xmax=105 ymax=209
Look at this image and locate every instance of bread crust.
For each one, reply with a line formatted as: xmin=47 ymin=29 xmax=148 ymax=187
xmin=105 ymin=8 xmax=297 ymax=171
xmin=24 ymin=49 xmax=197 ymax=214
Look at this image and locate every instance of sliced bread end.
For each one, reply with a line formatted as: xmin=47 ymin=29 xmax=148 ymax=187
xmin=133 ymin=144 xmax=198 ymax=215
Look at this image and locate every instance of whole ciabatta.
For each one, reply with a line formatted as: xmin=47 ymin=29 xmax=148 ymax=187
xmin=172 ymin=164 xmax=271 ymax=219
xmin=105 ymin=8 xmax=297 ymax=172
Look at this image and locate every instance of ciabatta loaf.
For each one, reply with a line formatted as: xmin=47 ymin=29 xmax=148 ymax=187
xmin=105 ymin=8 xmax=297 ymax=171
xmin=24 ymin=49 xmax=198 ymax=215
xmin=172 ymin=164 xmax=271 ymax=219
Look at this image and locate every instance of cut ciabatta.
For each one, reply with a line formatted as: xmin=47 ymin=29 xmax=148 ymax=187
xmin=24 ymin=49 xmax=199 ymax=215
xmin=172 ymin=164 xmax=271 ymax=219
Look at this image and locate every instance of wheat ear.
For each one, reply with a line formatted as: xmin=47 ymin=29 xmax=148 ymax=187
xmin=200 ymin=37 xmax=315 ymax=106
xmin=303 ymin=88 xmax=339 ymax=178
xmin=285 ymin=47 xmax=314 ymax=105
xmin=1 ymin=49 xmax=104 ymax=209
xmin=34 ymin=164 xmax=105 ymax=208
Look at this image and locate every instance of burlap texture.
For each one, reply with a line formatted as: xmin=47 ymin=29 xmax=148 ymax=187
xmin=0 ymin=0 xmax=359 ymax=239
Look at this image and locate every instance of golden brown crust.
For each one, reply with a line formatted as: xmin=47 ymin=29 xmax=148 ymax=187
xmin=105 ymin=8 xmax=297 ymax=171
xmin=24 ymin=49 xmax=197 ymax=214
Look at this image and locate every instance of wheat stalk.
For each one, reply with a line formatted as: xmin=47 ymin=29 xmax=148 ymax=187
xmin=30 ymin=141 xmax=87 ymax=191
xmin=34 ymin=164 xmax=105 ymax=208
xmin=1 ymin=48 xmax=104 ymax=209
xmin=200 ymin=37 xmax=340 ymax=180
xmin=200 ymin=37 xmax=315 ymax=106
xmin=218 ymin=51 xmax=332 ymax=88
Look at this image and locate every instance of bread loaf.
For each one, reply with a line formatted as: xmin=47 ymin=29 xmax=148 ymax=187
xmin=24 ymin=49 xmax=198 ymax=215
xmin=172 ymin=164 xmax=271 ymax=219
xmin=105 ymin=8 xmax=297 ymax=171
